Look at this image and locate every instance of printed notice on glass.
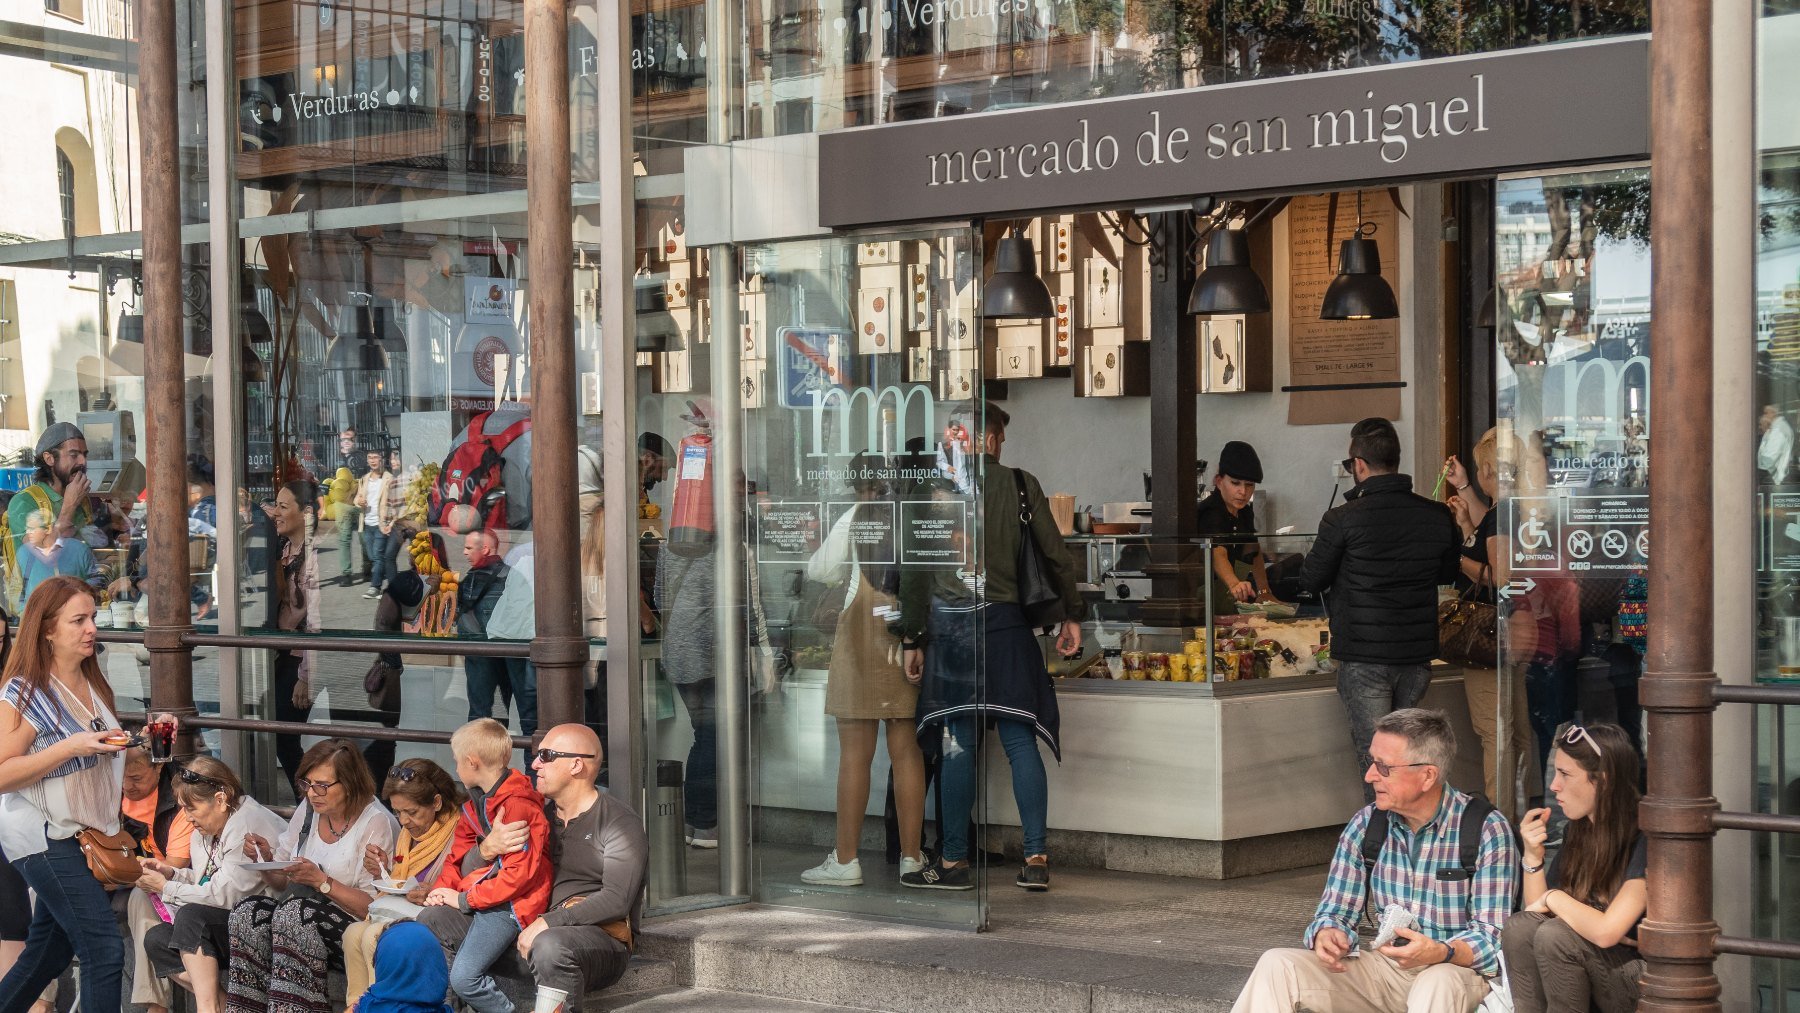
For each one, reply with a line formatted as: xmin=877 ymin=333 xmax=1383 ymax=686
xmin=1286 ymin=191 xmax=1403 ymax=426
xmin=1564 ymin=493 xmax=1649 ymax=573
xmin=826 ymin=501 xmax=896 ymax=565
xmin=900 ymin=500 xmax=970 ymax=567
xmin=1770 ymin=493 xmax=1800 ymax=572
xmin=755 ymin=501 xmax=821 ymax=563
xmin=1506 ymin=496 xmax=1562 ymax=572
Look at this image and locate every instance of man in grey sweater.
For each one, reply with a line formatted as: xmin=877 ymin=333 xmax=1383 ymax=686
xmin=466 ymin=723 xmax=649 ymax=1010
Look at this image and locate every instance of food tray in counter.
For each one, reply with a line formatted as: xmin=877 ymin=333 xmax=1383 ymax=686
xmin=1053 ymin=672 xmax=1339 ymax=697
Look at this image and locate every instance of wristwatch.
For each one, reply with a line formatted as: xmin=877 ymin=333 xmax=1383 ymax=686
xmin=1521 ymin=860 xmax=1544 ymax=874
xmin=320 ymin=878 xmax=334 ymax=896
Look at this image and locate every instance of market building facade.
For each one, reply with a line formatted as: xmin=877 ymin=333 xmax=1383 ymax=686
xmin=0 ymin=0 xmax=1787 ymax=1007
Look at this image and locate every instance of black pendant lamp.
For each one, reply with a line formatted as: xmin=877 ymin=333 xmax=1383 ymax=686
xmin=982 ymin=226 xmax=1054 ymax=320
xmin=1187 ymin=228 xmax=1269 ymax=315
xmin=1320 ymin=193 xmax=1398 ymax=321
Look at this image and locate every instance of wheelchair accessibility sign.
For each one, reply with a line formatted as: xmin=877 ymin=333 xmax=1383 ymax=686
xmin=1508 ymin=497 xmax=1562 ymax=572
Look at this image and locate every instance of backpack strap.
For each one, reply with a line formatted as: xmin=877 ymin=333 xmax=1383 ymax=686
xmin=1454 ymin=797 xmax=1496 ymax=881
xmin=1359 ymin=805 xmax=1389 ymax=869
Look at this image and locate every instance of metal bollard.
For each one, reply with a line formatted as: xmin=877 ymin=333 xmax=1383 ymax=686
xmin=646 ymin=759 xmax=688 ymax=900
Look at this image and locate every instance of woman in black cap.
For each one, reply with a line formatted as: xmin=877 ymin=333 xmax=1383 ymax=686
xmin=1196 ymin=441 xmax=1279 ymax=613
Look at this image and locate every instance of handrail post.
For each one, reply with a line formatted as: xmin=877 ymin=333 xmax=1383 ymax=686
xmin=1640 ymin=2 xmax=1723 ymax=1010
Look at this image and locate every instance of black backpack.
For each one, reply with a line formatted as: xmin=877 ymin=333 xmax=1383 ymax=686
xmin=1358 ymin=797 xmax=1522 ymax=913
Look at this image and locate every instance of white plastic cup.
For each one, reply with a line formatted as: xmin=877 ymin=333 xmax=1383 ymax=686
xmin=112 ymin=601 xmax=135 ymax=629
xmin=532 ymin=986 xmax=569 ymax=1013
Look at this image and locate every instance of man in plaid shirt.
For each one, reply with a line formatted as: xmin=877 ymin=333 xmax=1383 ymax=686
xmin=1233 ymin=709 xmax=1518 ymax=1012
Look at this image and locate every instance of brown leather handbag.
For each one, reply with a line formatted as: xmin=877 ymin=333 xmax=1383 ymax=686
xmin=77 ymin=825 xmax=143 ymax=887
xmin=1437 ymin=570 xmax=1498 ymax=669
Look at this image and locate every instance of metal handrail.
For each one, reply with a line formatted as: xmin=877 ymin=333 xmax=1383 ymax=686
xmin=1715 ymin=684 xmax=1800 ymax=706
xmin=1710 ymin=684 xmax=1800 ymax=962
xmin=98 ymin=628 xmax=533 ymax=657
xmin=1713 ymin=811 xmax=1800 ymax=834
xmin=1716 ymin=937 xmax=1800 ymax=961
xmin=118 ymin=711 xmax=534 ymax=750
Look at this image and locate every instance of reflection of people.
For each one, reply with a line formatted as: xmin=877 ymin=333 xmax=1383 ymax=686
xmin=900 ymin=403 xmax=1083 ymax=892
xmin=1298 ymin=418 xmax=1460 ymax=803
xmin=1197 ymin=441 xmax=1277 ymax=611
xmin=17 ymin=508 xmax=100 ymax=605
xmin=4 ymin=423 xmax=94 ymax=608
xmin=459 ymin=531 xmax=532 ymax=735
xmin=1760 ymin=404 xmax=1794 ymax=485
xmin=801 ymin=465 xmax=925 ymax=887
xmin=364 ymin=572 xmax=429 ymax=785
xmin=356 ymin=451 xmax=397 ymax=599
xmin=1504 ymin=724 xmax=1646 ymax=1013
xmin=1231 ymin=709 xmax=1515 ymax=1013
xmin=637 ymin=433 xmax=671 ymax=496
xmin=263 ymin=481 xmax=322 ymax=792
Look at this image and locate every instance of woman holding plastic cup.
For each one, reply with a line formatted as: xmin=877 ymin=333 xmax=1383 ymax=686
xmin=0 ymin=575 xmax=179 ymax=1013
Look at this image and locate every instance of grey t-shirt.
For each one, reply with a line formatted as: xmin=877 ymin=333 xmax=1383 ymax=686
xmin=540 ymin=790 xmax=649 ymax=933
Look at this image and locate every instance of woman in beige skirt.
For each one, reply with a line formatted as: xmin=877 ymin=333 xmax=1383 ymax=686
xmin=800 ymin=475 xmax=926 ymax=887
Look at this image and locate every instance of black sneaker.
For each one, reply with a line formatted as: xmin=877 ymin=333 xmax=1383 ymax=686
xmin=1015 ymin=859 xmax=1050 ymax=891
xmin=900 ymin=858 xmax=973 ymax=891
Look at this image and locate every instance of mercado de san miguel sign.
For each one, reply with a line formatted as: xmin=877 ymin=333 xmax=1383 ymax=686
xmin=818 ymin=36 xmax=1648 ymax=228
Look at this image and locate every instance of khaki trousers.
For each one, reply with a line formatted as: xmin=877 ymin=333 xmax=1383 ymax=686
xmin=127 ymin=887 xmax=174 ymax=1007
xmin=1231 ymin=948 xmax=1489 ymax=1013
xmin=341 ymin=918 xmax=390 ymax=1011
xmin=1462 ymin=665 xmax=1541 ymax=817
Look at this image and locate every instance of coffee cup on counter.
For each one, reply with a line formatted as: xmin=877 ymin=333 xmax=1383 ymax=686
xmin=1074 ymin=509 xmax=1093 ymax=534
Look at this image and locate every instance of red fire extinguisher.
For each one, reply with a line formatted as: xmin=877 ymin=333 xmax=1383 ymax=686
xmin=667 ymin=401 xmax=715 ymax=556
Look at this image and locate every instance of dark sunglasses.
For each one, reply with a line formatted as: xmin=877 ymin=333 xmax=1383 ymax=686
xmin=533 ymin=748 xmax=596 ymax=765
xmin=176 ymin=766 xmax=228 ymax=791
xmin=1342 ymin=457 xmax=1361 ymax=475
xmin=391 ymin=765 xmax=422 ymax=782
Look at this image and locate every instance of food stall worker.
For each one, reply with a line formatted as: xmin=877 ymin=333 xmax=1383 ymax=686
xmin=1196 ymin=441 xmax=1277 ymax=612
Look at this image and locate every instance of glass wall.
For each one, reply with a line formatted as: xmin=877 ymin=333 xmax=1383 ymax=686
xmin=1756 ymin=6 xmax=1800 ymax=1008
xmin=1490 ymin=167 xmax=1649 ymax=822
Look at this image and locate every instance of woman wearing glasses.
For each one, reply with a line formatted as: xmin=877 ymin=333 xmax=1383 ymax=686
xmin=341 ymin=758 xmax=464 ymax=1012
xmin=0 ymin=576 xmax=178 ymax=1013
xmin=1502 ymin=723 xmax=1646 ymax=1013
xmin=228 ymin=739 xmax=398 ymax=1013
xmin=134 ymin=756 xmax=287 ymax=1013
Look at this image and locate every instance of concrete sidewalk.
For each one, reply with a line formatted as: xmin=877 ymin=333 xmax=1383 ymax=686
xmin=633 ymin=862 xmax=1327 ymax=1012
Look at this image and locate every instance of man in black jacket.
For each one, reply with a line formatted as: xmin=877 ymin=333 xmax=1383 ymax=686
xmin=1299 ymin=418 xmax=1460 ymax=802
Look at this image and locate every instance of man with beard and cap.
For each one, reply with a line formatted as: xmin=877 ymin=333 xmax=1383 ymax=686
xmin=3 ymin=423 xmax=94 ymax=607
xmin=1196 ymin=441 xmax=1281 ymax=613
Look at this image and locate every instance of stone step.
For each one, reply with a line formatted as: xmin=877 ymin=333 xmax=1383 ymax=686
xmin=635 ymin=863 xmax=1326 ymax=1013
xmin=595 ymin=986 xmax=885 ymax=1011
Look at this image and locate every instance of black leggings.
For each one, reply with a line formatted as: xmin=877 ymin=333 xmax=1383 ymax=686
xmin=0 ymin=845 xmax=29 ymax=941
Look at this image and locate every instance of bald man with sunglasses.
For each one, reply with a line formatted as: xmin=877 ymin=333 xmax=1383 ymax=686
xmin=468 ymin=725 xmax=648 ymax=1011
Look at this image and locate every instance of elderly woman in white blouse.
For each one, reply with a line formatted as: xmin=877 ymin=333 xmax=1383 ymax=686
xmin=133 ymin=756 xmax=287 ymax=1013
xmin=227 ymin=739 xmax=397 ymax=1013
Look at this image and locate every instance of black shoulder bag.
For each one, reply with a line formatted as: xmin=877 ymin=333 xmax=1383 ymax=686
xmin=1013 ymin=468 xmax=1066 ymax=630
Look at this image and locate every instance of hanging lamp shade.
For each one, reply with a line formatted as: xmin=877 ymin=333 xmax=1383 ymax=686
xmin=634 ymin=274 xmax=681 ymax=352
xmin=982 ymin=236 xmax=1054 ymax=320
xmin=116 ymin=309 xmax=145 ymax=344
xmin=1187 ymin=229 xmax=1269 ymax=315
xmin=1319 ymin=237 xmax=1398 ymax=321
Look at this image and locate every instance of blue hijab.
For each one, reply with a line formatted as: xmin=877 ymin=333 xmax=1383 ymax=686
xmin=356 ymin=921 xmax=451 ymax=1013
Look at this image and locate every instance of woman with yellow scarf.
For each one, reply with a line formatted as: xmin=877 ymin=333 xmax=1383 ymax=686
xmin=341 ymin=759 xmax=464 ymax=1013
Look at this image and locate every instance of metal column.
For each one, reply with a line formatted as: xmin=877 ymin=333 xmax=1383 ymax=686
xmin=598 ymin=0 xmax=642 ymax=804
xmin=1640 ymin=1 xmax=1724 ymax=1010
xmin=524 ymin=0 xmax=583 ymax=734
xmin=138 ymin=0 xmax=195 ymax=729
xmin=706 ymin=0 xmax=749 ymax=899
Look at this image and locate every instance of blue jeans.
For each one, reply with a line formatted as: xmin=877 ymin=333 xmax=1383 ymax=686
xmin=676 ymin=679 xmax=717 ymax=830
xmin=0 ymin=838 xmax=125 ymax=1013
xmin=1336 ymin=661 xmax=1432 ymax=803
xmin=938 ymin=716 xmax=1047 ymax=863
xmin=447 ymin=908 xmax=523 ymax=1013
xmin=362 ymin=526 xmax=392 ymax=590
xmin=466 ymin=658 xmax=538 ymax=739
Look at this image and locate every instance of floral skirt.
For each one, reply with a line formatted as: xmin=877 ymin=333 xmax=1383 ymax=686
xmin=225 ymin=893 xmax=353 ymax=1013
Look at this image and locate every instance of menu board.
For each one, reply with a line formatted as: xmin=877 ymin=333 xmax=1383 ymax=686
xmin=1286 ymin=191 xmax=1403 ymax=426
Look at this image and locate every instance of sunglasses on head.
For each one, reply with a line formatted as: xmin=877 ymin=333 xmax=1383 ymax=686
xmin=533 ymin=748 xmax=596 ymax=765
xmin=176 ymin=766 xmax=228 ymax=791
xmin=1562 ymin=724 xmax=1603 ymax=760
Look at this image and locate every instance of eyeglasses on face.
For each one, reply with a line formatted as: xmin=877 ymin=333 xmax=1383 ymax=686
xmin=1561 ymin=724 xmax=1604 ymax=760
xmin=533 ymin=748 xmax=596 ymax=765
xmin=295 ymin=777 xmax=340 ymax=795
xmin=1342 ymin=457 xmax=1362 ymax=475
xmin=1369 ymin=758 xmax=1432 ymax=778
xmin=176 ymin=766 xmax=228 ymax=791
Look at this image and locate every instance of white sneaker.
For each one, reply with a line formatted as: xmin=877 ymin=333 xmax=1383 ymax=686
xmin=899 ymin=855 xmax=925 ymax=877
xmin=800 ymin=852 xmax=862 ymax=886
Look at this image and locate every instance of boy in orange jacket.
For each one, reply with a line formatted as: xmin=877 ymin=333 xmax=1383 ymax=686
xmin=423 ymin=718 xmax=552 ymax=1013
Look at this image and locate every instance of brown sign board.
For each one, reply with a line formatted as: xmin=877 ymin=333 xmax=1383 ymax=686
xmin=818 ymin=37 xmax=1649 ymax=228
